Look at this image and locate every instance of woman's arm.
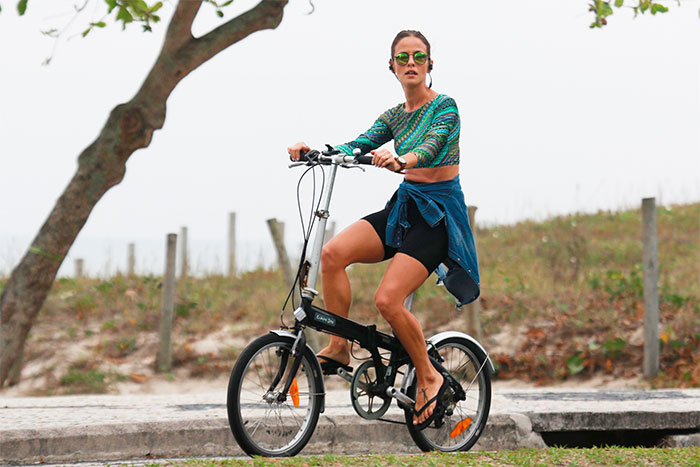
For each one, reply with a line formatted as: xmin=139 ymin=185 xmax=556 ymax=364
xmin=335 ymin=116 xmax=393 ymax=156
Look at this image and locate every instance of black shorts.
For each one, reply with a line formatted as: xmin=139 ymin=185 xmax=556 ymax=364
xmin=362 ymin=193 xmax=448 ymax=273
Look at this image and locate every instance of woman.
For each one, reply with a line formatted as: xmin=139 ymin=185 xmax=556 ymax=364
xmin=288 ymin=30 xmax=479 ymax=429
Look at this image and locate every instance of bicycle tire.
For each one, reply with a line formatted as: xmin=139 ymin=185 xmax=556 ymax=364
xmin=404 ymin=336 xmax=491 ymax=452
xmin=226 ymin=333 xmax=324 ymax=457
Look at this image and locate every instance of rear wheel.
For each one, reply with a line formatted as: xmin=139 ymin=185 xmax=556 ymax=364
xmin=226 ymin=333 xmax=324 ymax=457
xmin=404 ymin=337 xmax=491 ymax=452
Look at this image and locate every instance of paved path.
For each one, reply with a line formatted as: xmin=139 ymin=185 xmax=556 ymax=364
xmin=2 ymin=388 xmax=699 ymax=464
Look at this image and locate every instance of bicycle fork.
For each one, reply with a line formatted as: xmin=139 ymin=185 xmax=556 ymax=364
xmin=268 ymin=330 xmax=307 ymax=403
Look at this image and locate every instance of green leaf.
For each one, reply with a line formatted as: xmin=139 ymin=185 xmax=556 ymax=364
xmin=221 ymin=0 xmax=234 ymax=6
xmin=600 ymin=2 xmax=614 ymax=16
xmin=216 ymin=9 xmax=224 ymax=17
xmin=92 ymin=21 xmax=107 ymax=28
xmin=117 ymin=6 xmax=134 ymax=24
xmin=17 ymin=0 xmax=28 ymax=15
xmin=614 ymin=0 xmax=624 ymax=7
xmin=651 ymin=3 xmax=669 ymax=14
xmin=82 ymin=27 xmax=91 ymax=37
xmin=640 ymin=0 xmax=650 ymax=12
xmin=132 ymin=0 xmax=149 ymax=14
xmin=105 ymin=0 xmax=118 ymax=13
xmin=150 ymin=1 xmax=163 ymax=12
xmin=0 ymin=5 xmax=3 ymax=13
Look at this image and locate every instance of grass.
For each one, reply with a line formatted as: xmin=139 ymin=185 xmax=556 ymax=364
xmin=57 ymin=359 xmax=126 ymax=394
xmin=3 ymin=202 xmax=698 ymax=392
xmin=134 ymin=448 xmax=700 ymax=466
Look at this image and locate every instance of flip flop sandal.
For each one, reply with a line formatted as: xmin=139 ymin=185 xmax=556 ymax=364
xmin=317 ymin=355 xmax=353 ymax=376
xmin=412 ymin=377 xmax=449 ymax=431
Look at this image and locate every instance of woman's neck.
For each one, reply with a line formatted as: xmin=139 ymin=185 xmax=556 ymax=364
xmin=403 ymin=85 xmax=438 ymax=112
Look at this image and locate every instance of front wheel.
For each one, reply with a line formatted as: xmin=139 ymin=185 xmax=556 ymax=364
xmin=404 ymin=336 xmax=492 ymax=452
xmin=226 ymin=333 xmax=324 ymax=457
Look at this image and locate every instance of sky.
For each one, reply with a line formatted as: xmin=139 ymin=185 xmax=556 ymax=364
xmin=0 ymin=0 xmax=698 ymax=277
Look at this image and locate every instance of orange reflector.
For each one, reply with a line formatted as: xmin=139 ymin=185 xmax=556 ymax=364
xmin=290 ymin=377 xmax=300 ymax=407
xmin=450 ymin=417 xmax=472 ymax=438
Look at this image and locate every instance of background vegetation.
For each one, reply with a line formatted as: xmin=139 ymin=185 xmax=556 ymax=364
xmin=1 ymin=202 xmax=697 ymax=394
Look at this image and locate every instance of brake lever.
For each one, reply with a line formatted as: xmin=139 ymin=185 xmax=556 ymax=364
xmin=342 ymin=163 xmax=366 ymax=172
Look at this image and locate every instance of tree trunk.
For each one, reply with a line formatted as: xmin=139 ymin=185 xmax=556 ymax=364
xmin=0 ymin=0 xmax=288 ymax=387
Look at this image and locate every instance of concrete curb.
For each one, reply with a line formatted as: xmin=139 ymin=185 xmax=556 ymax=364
xmin=528 ymin=410 xmax=700 ymax=432
xmin=2 ymin=389 xmax=699 ymax=464
xmin=0 ymin=414 xmax=546 ymax=464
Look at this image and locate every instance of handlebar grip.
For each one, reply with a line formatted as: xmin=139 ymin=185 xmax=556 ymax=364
xmin=354 ymin=155 xmax=374 ymax=165
xmin=291 ymin=149 xmax=318 ymax=162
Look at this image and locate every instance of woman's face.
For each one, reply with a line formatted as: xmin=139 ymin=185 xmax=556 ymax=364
xmin=391 ymin=36 xmax=431 ymax=88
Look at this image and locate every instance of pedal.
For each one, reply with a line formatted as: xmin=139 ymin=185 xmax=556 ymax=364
xmin=337 ymin=367 xmax=353 ymax=383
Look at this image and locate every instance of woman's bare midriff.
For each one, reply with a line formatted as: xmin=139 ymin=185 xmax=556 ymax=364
xmin=404 ymin=164 xmax=459 ymax=183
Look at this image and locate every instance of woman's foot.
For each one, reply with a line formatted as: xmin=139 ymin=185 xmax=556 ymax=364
xmin=316 ymin=342 xmax=350 ymax=367
xmin=413 ymin=368 xmax=444 ymax=426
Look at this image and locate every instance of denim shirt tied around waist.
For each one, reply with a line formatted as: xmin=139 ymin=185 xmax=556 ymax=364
xmin=385 ymin=175 xmax=480 ymax=307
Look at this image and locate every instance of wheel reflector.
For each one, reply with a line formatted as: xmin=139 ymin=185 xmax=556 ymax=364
xmin=450 ymin=417 xmax=472 ymax=438
xmin=290 ymin=377 xmax=300 ymax=407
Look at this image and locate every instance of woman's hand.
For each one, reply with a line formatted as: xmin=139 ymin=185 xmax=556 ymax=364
xmin=371 ymin=148 xmax=401 ymax=172
xmin=287 ymin=142 xmax=311 ymax=161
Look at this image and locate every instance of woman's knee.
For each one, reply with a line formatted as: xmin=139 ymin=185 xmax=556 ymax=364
xmin=374 ymin=288 xmax=405 ymax=323
xmin=321 ymin=242 xmax=348 ymax=272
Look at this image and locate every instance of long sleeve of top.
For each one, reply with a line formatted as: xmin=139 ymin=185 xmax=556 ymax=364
xmin=336 ymin=94 xmax=460 ymax=168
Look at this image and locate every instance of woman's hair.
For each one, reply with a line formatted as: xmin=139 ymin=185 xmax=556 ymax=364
xmin=390 ymin=30 xmax=431 ymax=58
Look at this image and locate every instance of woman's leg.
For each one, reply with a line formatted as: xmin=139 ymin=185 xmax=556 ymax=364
xmin=317 ymin=219 xmax=385 ymax=364
xmin=374 ymin=253 xmax=443 ymax=426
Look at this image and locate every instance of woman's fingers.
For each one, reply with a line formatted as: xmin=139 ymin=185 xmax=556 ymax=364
xmin=287 ymin=142 xmax=310 ymax=161
xmin=370 ymin=149 xmax=399 ymax=170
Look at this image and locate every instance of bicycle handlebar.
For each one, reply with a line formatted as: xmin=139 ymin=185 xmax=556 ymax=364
xmin=291 ymin=147 xmax=374 ymax=167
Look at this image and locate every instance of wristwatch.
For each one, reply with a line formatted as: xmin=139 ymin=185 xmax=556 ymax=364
xmin=394 ymin=155 xmax=407 ymax=172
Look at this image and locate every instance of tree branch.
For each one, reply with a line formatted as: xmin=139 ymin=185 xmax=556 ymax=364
xmin=185 ymin=0 xmax=288 ymax=68
xmin=162 ymin=0 xmax=204 ymax=53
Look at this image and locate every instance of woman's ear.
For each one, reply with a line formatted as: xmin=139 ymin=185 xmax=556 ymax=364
xmin=428 ymin=60 xmax=433 ymax=72
xmin=388 ymin=59 xmax=394 ymax=73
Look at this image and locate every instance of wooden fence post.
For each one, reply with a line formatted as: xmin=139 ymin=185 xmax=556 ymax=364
xmin=464 ymin=206 xmax=483 ymax=342
xmin=642 ymin=197 xmax=660 ymax=379
xmin=267 ymin=218 xmax=319 ymax=351
xmin=228 ymin=212 xmax=236 ymax=277
xmin=180 ymin=226 xmax=189 ymax=278
xmin=127 ymin=243 xmax=135 ymax=276
xmin=156 ymin=233 xmax=177 ymax=373
xmin=75 ymin=258 xmax=84 ymax=279
xmin=267 ymin=219 xmax=294 ymax=286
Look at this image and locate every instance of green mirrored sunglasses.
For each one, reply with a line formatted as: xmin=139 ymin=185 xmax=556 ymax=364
xmin=393 ymin=51 xmax=428 ymax=66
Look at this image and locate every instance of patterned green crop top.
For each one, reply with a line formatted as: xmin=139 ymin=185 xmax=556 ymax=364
xmin=335 ymin=94 xmax=460 ymax=168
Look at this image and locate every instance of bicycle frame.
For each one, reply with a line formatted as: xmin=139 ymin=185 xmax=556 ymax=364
xmin=281 ymin=153 xmax=416 ymax=402
xmin=298 ymin=158 xmax=340 ymax=299
xmin=280 ymin=152 xmax=466 ymax=411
